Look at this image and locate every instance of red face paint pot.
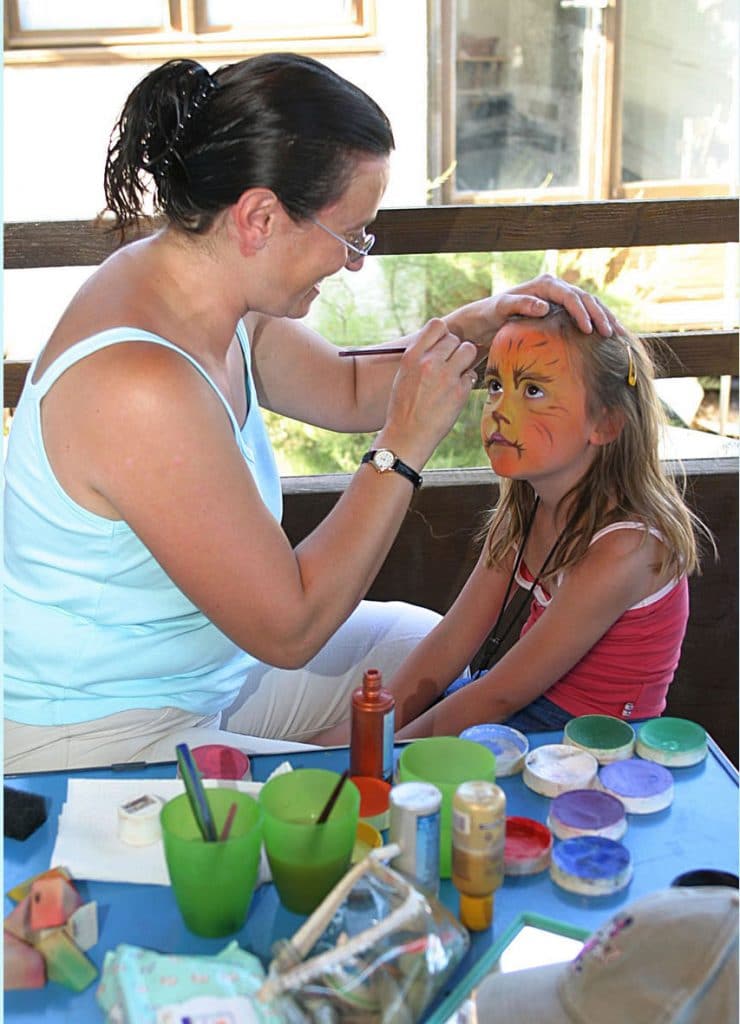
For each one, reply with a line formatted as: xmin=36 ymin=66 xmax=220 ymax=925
xmin=190 ymin=744 xmax=251 ymax=781
xmin=504 ymin=816 xmax=553 ymax=876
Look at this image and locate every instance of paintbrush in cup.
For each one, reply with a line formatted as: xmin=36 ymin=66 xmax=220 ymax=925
xmin=219 ymin=801 xmax=238 ymax=842
xmin=175 ymin=742 xmax=218 ymax=842
xmin=316 ymin=770 xmax=350 ymax=824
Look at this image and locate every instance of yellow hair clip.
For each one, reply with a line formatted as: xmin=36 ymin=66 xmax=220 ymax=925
xmin=623 ymin=339 xmax=637 ymax=387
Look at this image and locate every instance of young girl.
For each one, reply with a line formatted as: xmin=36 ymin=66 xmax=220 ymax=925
xmin=392 ymin=303 xmax=711 ymax=738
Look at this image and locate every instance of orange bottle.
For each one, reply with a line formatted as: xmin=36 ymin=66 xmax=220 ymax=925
xmin=349 ymin=668 xmax=396 ymax=783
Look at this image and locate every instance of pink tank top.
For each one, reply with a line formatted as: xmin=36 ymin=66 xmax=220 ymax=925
xmin=516 ymin=523 xmax=689 ymax=719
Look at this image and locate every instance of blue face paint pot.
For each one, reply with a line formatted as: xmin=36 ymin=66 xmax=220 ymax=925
xmin=598 ymin=758 xmax=674 ymax=814
xmin=550 ymin=835 xmax=633 ymax=895
xmin=459 ymin=724 xmax=529 ymax=776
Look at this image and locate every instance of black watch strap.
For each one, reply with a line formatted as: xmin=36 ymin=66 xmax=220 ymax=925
xmin=361 ymin=449 xmax=423 ymax=490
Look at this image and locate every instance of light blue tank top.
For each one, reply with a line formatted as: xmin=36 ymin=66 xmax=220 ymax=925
xmin=3 ymin=323 xmax=283 ymax=726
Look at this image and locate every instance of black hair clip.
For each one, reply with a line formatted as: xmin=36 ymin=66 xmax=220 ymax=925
xmin=175 ymin=73 xmax=218 ymax=138
xmin=147 ymin=68 xmax=219 ymax=177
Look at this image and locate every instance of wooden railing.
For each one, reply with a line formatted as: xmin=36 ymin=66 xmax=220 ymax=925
xmin=4 ymin=197 xmax=738 ymax=409
xmin=4 ymin=198 xmax=738 ymax=761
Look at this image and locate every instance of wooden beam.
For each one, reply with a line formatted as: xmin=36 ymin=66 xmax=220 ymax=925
xmin=5 ymin=331 xmax=737 ymax=409
xmin=371 ymin=198 xmax=738 ymax=253
xmin=5 ymin=198 xmax=737 ymax=269
xmin=4 ymin=361 xmax=31 ymax=411
xmin=651 ymin=332 xmax=738 ymax=378
xmin=4 ymin=219 xmax=151 ymax=270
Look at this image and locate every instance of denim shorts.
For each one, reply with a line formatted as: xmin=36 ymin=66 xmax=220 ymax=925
xmin=443 ymin=675 xmax=573 ymax=734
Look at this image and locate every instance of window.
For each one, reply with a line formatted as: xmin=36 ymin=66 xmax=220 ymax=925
xmin=426 ymin=0 xmax=738 ymax=449
xmin=4 ymin=0 xmax=378 ymax=62
xmin=429 ymin=0 xmax=737 ymax=203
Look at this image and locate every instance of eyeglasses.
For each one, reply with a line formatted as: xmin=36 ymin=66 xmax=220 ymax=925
xmin=310 ymin=217 xmax=375 ymax=264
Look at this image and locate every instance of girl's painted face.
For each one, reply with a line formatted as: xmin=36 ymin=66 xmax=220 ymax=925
xmin=480 ymin=322 xmax=600 ymax=487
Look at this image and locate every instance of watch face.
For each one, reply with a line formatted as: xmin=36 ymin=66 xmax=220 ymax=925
xmin=374 ymin=449 xmax=396 ymax=471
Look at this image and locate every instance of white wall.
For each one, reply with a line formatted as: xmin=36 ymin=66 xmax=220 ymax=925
xmin=3 ymin=0 xmax=429 ymax=358
xmin=3 ymin=0 xmax=429 ymax=221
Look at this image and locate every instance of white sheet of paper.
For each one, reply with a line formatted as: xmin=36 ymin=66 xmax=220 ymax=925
xmin=49 ymin=778 xmax=263 ymax=886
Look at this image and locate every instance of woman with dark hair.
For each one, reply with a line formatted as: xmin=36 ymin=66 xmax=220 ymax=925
xmin=4 ymin=54 xmax=615 ymax=770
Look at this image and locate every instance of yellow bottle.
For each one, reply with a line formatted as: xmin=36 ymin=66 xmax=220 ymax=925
xmin=451 ymin=780 xmax=506 ymax=931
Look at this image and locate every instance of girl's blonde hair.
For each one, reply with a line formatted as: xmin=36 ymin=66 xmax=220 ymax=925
xmin=484 ymin=305 xmax=713 ymax=579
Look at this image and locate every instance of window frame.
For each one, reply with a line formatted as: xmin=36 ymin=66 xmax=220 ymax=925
xmin=3 ymin=0 xmax=380 ymax=64
xmin=428 ymin=0 xmax=733 ymax=206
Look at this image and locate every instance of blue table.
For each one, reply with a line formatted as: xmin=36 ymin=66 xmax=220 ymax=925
xmin=5 ymin=732 xmax=738 ymax=1022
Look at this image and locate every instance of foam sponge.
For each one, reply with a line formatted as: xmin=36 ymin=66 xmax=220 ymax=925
xmin=3 ymin=931 xmax=46 ymax=990
xmin=34 ymin=929 xmax=98 ymax=992
xmin=29 ymin=876 xmax=83 ymax=932
xmin=4 ymin=894 xmax=32 ymax=943
xmin=4 ymin=786 xmax=48 ymax=841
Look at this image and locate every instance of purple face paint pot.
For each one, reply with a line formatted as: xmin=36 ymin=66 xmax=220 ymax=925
xmin=504 ymin=816 xmax=553 ymax=876
xmin=598 ymin=758 xmax=674 ymax=813
xmin=635 ymin=717 xmax=708 ymax=767
xmin=522 ymin=744 xmax=599 ymax=798
xmin=550 ymin=835 xmax=633 ymax=895
xmin=563 ymin=715 xmax=635 ymax=764
xmin=547 ymin=789 xmax=627 ymax=841
xmin=459 ymin=724 xmax=529 ymax=777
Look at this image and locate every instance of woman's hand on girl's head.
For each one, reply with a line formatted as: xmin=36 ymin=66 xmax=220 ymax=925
xmin=442 ymin=276 xmax=622 ymax=366
xmin=501 ymin=275 xmax=622 ymax=337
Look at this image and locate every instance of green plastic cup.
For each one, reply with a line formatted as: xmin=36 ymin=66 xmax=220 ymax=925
xmin=259 ymin=769 xmax=360 ymax=914
xmin=160 ymin=788 xmax=262 ymax=937
xmin=398 ymin=737 xmax=496 ymax=878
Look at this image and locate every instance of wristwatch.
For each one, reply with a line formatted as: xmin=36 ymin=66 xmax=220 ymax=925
xmin=361 ymin=449 xmax=423 ymax=490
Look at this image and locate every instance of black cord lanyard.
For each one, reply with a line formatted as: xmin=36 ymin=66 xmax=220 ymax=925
xmin=473 ymin=497 xmax=562 ymax=676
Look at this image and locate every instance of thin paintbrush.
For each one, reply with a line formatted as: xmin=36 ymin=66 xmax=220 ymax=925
xmin=339 ymin=346 xmax=488 ymax=377
xmin=175 ymin=743 xmax=218 ymax=842
xmin=219 ymin=801 xmax=238 ymax=842
xmin=338 ymin=347 xmax=407 ymax=357
xmin=316 ymin=770 xmax=350 ymax=825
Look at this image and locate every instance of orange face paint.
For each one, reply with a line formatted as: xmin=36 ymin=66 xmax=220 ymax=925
xmin=480 ymin=323 xmax=599 ymax=490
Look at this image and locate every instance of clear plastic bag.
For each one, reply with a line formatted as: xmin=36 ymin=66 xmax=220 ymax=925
xmin=258 ymin=851 xmax=469 ymax=1023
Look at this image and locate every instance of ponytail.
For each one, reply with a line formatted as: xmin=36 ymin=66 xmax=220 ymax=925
xmin=104 ymin=60 xmax=220 ymax=234
xmin=102 ymin=54 xmax=394 ymax=237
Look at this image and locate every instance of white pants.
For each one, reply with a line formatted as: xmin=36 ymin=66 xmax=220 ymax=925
xmin=4 ymin=600 xmax=440 ymax=773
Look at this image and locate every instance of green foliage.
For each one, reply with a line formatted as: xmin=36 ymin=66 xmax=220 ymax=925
xmin=490 ymin=250 xmax=547 ymax=288
xmin=379 ymin=253 xmax=493 ymax=331
xmin=264 ymin=250 xmax=639 ymax=476
xmin=264 ymin=409 xmax=374 ymax=475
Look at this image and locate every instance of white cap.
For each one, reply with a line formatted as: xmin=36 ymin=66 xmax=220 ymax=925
xmin=474 ymin=886 xmax=738 ymax=1023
